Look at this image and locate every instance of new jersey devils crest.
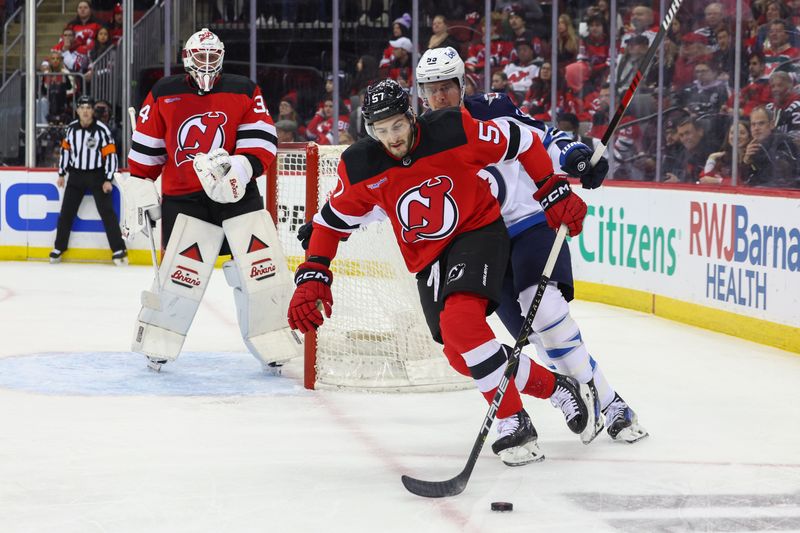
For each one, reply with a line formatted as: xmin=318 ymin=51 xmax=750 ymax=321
xmin=175 ymin=112 xmax=227 ymax=165
xmin=397 ymin=176 xmax=459 ymax=243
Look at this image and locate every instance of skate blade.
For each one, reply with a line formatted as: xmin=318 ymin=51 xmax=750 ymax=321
xmin=611 ymin=423 xmax=649 ymax=444
xmin=498 ymin=441 xmax=545 ymax=467
xmin=579 ymin=382 xmax=603 ymax=444
xmin=146 ymin=358 xmax=167 ymax=372
xmin=262 ymin=362 xmax=283 ymax=376
xmin=581 ymin=417 xmax=604 ymax=445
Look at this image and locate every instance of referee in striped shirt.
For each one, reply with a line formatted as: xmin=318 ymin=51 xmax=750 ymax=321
xmin=50 ymin=95 xmax=127 ymax=265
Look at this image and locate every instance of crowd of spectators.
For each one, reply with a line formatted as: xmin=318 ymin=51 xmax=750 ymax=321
xmin=275 ymin=0 xmax=800 ymax=189
xmin=35 ymin=0 xmax=132 ymax=165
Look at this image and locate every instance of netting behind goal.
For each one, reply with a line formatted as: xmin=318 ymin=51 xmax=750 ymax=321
xmin=267 ymin=143 xmax=471 ymax=392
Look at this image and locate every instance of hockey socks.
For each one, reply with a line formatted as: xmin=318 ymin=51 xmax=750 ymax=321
xmin=440 ymin=294 xmax=523 ymax=419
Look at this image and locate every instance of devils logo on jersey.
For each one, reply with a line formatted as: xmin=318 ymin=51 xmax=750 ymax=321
xmin=396 ymin=176 xmax=459 ymax=243
xmin=175 ymin=112 xmax=227 ymax=166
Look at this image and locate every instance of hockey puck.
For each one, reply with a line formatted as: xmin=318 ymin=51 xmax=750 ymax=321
xmin=490 ymin=502 xmax=513 ymax=512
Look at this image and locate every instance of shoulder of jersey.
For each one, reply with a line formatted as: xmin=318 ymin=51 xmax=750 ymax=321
xmin=418 ymin=107 xmax=467 ymax=134
xmin=340 ymin=137 xmax=391 ymax=185
xmin=465 ymin=93 xmax=520 ymax=120
xmin=465 ymin=93 xmax=547 ymax=130
xmin=151 ymin=73 xmax=256 ymax=99
xmin=66 ymin=119 xmax=80 ymax=129
xmin=213 ymin=73 xmax=258 ymax=96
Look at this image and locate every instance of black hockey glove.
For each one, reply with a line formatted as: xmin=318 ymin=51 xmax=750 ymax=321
xmin=297 ymin=221 xmax=349 ymax=251
xmin=559 ymin=141 xmax=608 ymax=190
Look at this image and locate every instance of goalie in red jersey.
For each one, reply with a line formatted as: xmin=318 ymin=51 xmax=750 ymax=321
xmin=122 ymin=28 xmax=299 ymax=373
xmin=288 ymin=79 xmax=591 ymax=466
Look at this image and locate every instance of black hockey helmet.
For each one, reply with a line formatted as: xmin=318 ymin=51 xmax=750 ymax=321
xmin=76 ymin=94 xmax=95 ymax=107
xmin=361 ymin=79 xmax=414 ymax=139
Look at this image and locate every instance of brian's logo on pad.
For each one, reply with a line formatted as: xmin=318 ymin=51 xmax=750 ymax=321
xmin=396 ymin=176 xmax=459 ymax=243
xmin=171 ymin=265 xmax=202 ymax=288
xmin=175 ymin=112 xmax=227 ymax=166
xmin=250 ymin=258 xmax=276 ymax=280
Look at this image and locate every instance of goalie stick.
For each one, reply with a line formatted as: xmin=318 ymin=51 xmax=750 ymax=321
xmin=401 ymin=224 xmax=568 ymax=499
xmin=126 ymin=106 xmax=163 ymax=310
xmin=590 ymin=0 xmax=685 ymax=166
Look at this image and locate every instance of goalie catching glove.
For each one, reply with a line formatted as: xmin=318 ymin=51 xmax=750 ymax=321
xmin=116 ymin=174 xmax=161 ymax=240
xmin=288 ymin=258 xmax=334 ymax=334
xmin=533 ymin=175 xmax=588 ymax=236
xmin=559 ymin=141 xmax=609 ymax=190
xmin=193 ymin=147 xmax=253 ymax=203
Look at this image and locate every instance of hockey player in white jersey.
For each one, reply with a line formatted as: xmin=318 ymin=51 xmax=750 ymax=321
xmin=416 ymin=47 xmax=647 ymax=443
xmin=120 ymin=29 xmax=300 ymax=373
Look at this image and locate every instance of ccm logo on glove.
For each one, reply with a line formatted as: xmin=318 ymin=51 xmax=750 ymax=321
xmin=295 ymin=269 xmax=331 ymax=285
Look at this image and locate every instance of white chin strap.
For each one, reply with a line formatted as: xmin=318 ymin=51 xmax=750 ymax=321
xmin=196 ymin=72 xmax=215 ymax=92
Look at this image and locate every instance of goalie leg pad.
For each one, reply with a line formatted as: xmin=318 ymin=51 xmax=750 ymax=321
xmin=520 ymin=283 xmax=594 ymax=384
xmin=132 ymin=214 xmax=224 ymax=362
xmin=222 ymin=210 xmax=301 ymax=367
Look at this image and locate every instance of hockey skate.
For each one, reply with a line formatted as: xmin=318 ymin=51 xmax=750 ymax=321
xmin=262 ymin=361 xmax=283 ymax=376
xmin=491 ymin=409 xmax=544 ymax=466
xmin=550 ymin=375 xmax=603 ymax=444
xmin=602 ymin=393 xmax=649 ymax=443
xmin=49 ymin=250 xmax=62 ymax=264
xmin=112 ymin=249 xmax=129 ymax=266
xmin=146 ymin=357 xmax=168 ymax=372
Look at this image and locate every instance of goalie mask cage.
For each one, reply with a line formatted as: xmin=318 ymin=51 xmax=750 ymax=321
xmin=266 ymin=142 xmax=472 ymax=392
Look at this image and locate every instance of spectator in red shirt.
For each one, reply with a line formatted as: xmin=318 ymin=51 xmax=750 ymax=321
xmin=306 ymin=98 xmax=349 ymax=145
xmin=701 ymin=120 xmax=751 ymax=185
xmin=381 ymin=36 xmax=414 ymax=83
xmin=66 ymin=0 xmax=104 ymax=49
xmin=723 ymin=53 xmax=771 ymax=114
xmin=108 ymin=3 xmax=123 ymax=46
xmin=672 ymin=32 xmax=713 ymax=91
xmin=762 ymin=19 xmax=800 ymax=74
xmin=582 ymin=13 xmax=609 ymax=85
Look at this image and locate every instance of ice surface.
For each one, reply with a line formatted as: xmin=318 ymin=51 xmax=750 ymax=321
xmin=1 ymin=261 xmax=798 ymax=532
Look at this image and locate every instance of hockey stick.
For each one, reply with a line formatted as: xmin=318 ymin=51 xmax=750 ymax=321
xmin=125 ymin=106 xmax=162 ymax=310
xmin=590 ymin=0 xmax=685 ymax=166
xmin=401 ymin=224 xmax=568 ymax=498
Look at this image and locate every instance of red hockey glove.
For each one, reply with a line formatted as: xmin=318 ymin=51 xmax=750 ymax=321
xmin=532 ymin=175 xmax=588 ymax=236
xmin=288 ymin=260 xmax=334 ymax=334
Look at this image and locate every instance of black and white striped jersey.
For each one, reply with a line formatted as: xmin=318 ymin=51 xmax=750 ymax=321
xmin=59 ymin=119 xmax=118 ymax=180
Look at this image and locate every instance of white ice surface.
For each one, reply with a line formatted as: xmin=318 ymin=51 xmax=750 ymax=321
xmin=1 ymin=261 xmax=799 ymax=533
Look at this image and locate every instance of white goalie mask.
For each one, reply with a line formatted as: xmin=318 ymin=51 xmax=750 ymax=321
xmin=182 ymin=28 xmax=225 ymax=92
xmin=415 ymin=47 xmax=466 ymax=108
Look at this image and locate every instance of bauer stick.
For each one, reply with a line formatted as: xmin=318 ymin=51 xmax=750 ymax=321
xmin=401 ymin=224 xmax=568 ymax=498
xmin=590 ymin=0 xmax=685 ymax=167
xmin=126 ymin=106 xmax=163 ymax=310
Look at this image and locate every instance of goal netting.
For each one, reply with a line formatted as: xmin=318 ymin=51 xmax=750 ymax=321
xmin=267 ymin=142 xmax=472 ymax=392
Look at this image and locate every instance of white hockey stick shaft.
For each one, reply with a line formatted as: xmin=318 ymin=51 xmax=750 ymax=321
xmin=128 ymin=105 xmax=162 ymax=310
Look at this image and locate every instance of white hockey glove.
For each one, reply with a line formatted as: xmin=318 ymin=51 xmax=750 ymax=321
xmin=193 ymin=148 xmax=253 ymax=204
xmin=115 ymin=173 xmax=161 ymax=240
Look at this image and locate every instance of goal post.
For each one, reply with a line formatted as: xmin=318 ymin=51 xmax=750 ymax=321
xmin=267 ymin=142 xmax=472 ymax=392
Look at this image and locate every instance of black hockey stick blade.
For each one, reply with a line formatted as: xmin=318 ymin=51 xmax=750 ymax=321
xmin=401 ymin=226 xmax=568 ymax=498
xmin=401 ymin=472 xmax=468 ymax=499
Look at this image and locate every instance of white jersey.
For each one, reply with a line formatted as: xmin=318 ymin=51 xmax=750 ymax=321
xmin=464 ymin=93 xmax=574 ymax=237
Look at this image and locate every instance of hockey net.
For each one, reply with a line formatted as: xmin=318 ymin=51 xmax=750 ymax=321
xmin=267 ymin=142 xmax=471 ymax=392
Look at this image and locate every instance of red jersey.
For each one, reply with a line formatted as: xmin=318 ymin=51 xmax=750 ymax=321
xmin=66 ymin=17 xmax=103 ymax=48
xmin=310 ymin=108 xmax=553 ymax=272
xmin=128 ymin=74 xmax=276 ymax=196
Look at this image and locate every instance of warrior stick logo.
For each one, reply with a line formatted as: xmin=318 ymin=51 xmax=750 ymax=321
xmin=175 ymin=112 xmax=227 ymax=165
xmin=396 ymin=176 xmax=459 ymax=243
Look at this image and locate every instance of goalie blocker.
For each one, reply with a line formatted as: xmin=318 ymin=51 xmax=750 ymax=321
xmin=132 ymin=211 xmax=300 ymax=370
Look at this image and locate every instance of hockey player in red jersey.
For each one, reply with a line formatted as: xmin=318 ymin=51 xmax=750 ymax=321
xmin=123 ymin=28 xmax=299 ymax=372
xmin=288 ymin=79 xmax=594 ymax=466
